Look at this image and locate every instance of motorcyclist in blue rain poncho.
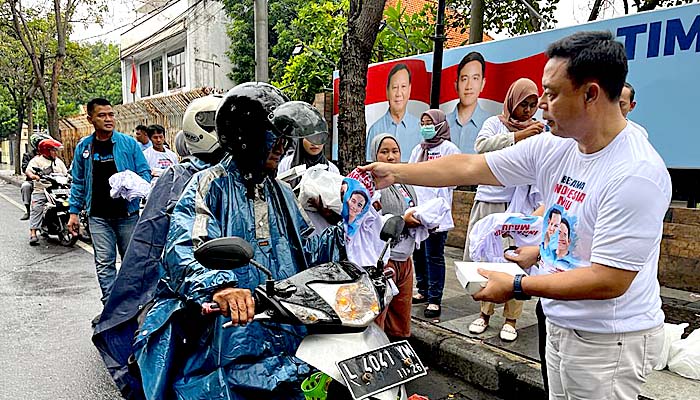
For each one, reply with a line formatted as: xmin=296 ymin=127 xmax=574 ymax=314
xmin=91 ymin=95 xmax=226 ymax=400
xmin=133 ymin=83 xmax=346 ymax=400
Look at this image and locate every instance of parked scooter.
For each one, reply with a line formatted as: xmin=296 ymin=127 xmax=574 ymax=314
xmin=195 ymin=216 xmax=426 ymax=400
xmin=33 ymin=167 xmax=77 ymax=246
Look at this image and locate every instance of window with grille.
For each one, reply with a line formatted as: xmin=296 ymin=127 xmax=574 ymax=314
xmin=152 ymin=57 xmax=163 ymax=94
xmin=139 ymin=62 xmax=150 ymax=96
xmin=167 ymin=48 xmax=185 ymax=90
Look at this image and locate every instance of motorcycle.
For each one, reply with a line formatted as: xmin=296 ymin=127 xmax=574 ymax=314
xmin=195 ymin=216 xmax=426 ymax=400
xmin=33 ymin=167 xmax=78 ymax=247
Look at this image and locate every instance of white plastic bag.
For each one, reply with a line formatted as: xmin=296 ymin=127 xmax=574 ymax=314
xmin=297 ymin=165 xmax=344 ymax=214
xmin=654 ymin=322 xmax=689 ymax=370
xmin=667 ymin=328 xmax=700 ymax=380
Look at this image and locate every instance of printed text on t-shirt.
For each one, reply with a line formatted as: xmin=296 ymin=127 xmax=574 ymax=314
xmin=553 ymin=175 xmax=587 ymax=210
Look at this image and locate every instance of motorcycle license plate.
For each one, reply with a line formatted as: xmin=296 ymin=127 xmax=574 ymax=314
xmin=53 ymin=189 xmax=70 ymax=195
xmin=336 ymin=340 xmax=426 ymax=400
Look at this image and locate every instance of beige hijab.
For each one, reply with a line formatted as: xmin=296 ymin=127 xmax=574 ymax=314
xmin=498 ymin=78 xmax=540 ymax=132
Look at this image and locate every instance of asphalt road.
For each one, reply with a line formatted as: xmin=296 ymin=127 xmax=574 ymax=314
xmin=0 ymin=181 xmax=121 ymax=400
xmin=0 ymin=178 xmax=500 ymax=400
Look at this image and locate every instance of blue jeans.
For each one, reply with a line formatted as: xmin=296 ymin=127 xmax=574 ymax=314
xmin=413 ymin=231 xmax=448 ymax=305
xmin=89 ymin=214 xmax=139 ymax=304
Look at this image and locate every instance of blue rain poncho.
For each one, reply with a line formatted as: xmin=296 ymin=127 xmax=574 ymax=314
xmin=133 ymin=156 xmax=345 ymax=400
xmin=92 ymin=156 xmax=213 ymax=399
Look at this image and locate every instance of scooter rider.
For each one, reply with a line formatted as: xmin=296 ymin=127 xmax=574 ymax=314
xmin=20 ymin=133 xmax=51 ymax=220
xmin=133 ymin=83 xmax=345 ymax=400
xmin=25 ymin=138 xmax=68 ymax=245
xmin=92 ymin=95 xmax=227 ymax=399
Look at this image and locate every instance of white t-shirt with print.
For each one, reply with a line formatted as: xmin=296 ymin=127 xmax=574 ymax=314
xmin=485 ymin=123 xmax=670 ymax=334
xmin=474 ymin=116 xmax=517 ymax=203
xmin=408 ymin=141 xmax=460 ymax=232
xmin=143 ymin=147 xmax=178 ymax=173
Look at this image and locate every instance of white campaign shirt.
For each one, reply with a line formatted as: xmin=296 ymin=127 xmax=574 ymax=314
xmin=468 ymin=213 xmax=543 ymax=263
xmin=485 ymin=123 xmax=671 ymax=334
xmin=408 ymin=141 xmax=460 ymax=232
xmin=474 ymin=116 xmax=516 ymax=203
xmin=143 ymin=147 xmax=178 ymax=173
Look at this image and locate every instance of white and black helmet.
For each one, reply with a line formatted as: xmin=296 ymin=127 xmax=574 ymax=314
xmin=182 ymin=95 xmax=222 ymax=155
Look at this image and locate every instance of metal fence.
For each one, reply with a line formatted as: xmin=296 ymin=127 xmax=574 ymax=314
xmin=58 ymin=87 xmax=213 ymax=161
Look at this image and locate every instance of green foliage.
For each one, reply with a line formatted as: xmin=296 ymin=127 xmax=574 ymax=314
xmin=374 ymin=0 xmax=434 ymax=62
xmin=273 ymin=0 xmax=347 ymax=101
xmin=446 ymin=0 xmax=560 ymax=39
xmin=0 ymin=101 xmax=17 ymax=139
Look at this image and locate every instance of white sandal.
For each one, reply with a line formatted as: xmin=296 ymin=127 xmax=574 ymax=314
xmin=500 ymin=324 xmax=518 ymax=342
xmin=468 ymin=317 xmax=489 ymax=334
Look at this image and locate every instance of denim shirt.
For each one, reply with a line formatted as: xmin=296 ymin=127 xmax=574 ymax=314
xmin=366 ymin=109 xmax=421 ymax=162
xmin=447 ymin=104 xmax=491 ymax=154
xmin=69 ymin=131 xmax=151 ymax=216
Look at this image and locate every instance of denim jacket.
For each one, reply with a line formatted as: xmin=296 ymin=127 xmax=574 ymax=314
xmin=69 ymin=131 xmax=151 ymax=215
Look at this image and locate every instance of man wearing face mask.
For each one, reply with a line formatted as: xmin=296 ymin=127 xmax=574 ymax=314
xmin=133 ymin=82 xmax=345 ymax=400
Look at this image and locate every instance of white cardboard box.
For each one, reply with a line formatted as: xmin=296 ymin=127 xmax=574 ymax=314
xmin=454 ymin=262 xmax=529 ymax=295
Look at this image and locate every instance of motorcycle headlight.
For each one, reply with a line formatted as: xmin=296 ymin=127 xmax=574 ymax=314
xmin=62 ymin=201 xmax=69 ymax=207
xmin=279 ymin=301 xmax=332 ymax=324
xmin=308 ymin=274 xmax=380 ymax=327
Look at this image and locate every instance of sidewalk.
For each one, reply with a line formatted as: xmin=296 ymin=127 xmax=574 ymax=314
xmin=407 ymin=246 xmax=700 ymax=400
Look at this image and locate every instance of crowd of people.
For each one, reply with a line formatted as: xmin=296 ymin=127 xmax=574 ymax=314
xmin=15 ymin=29 xmax=663 ymax=400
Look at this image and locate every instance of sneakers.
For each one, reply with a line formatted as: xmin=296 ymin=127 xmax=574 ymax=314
xmin=500 ymin=324 xmax=518 ymax=341
xmin=468 ymin=317 xmax=489 ymax=334
xmin=424 ymin=304 xmax=441 ymax=319
xmin=29 ymin=236 xmax=39 ymax=246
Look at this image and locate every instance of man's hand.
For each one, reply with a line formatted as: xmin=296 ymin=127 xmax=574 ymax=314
xmin=67 ymin=213 xmax=80 ymax=236
xmin=213 ymin=287 xmax=255 ymax=327
xmin=358 ymin=162 xmax=396 ymax=189
xmin=403 ymin=210 xmax=421 ymax=228
xmin=472 ymin=269 xmax=516 ymax=303
xmin=504 ymin=246 xmax=540 ymax=271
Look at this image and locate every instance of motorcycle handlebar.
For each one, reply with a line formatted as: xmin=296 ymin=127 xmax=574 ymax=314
xmin=201 ymin=289 xmax=266 ymax=316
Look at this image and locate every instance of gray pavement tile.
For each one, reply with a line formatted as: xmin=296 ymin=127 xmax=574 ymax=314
xmin=660 ymin=286 xmax=700 ymax=301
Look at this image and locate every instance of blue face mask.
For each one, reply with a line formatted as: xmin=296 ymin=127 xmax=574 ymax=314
xmin=420 ymin=125 xmax=437 ymax=140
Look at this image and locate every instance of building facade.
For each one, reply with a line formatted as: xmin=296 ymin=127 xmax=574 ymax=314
xmin=120 ymin=0 xmax=235 ymax=103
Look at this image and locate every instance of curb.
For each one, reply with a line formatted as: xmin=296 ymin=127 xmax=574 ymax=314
xmin=408 ymin=318 xmax=546 ymax=400
xmin=0 ymin=173 xmax=22 ymax=188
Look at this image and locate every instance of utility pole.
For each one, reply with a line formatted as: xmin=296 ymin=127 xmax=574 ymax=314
xmin=254 ymin=0 xmax=269 ymax=82
xmin=429 ymin=0 xmax=447 ymax=109
xmin=469 ymin=0 xmax=485 ymax=44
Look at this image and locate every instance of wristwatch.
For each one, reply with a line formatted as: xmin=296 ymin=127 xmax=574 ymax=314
xmin=513 ymin=274 xmax=531 ymax=300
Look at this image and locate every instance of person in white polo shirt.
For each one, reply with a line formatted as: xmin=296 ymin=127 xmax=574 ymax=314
xmin=361 ymin=31 xmax=668 ymax=400
xmin=142 ymin=124 xmax=178 ymax=178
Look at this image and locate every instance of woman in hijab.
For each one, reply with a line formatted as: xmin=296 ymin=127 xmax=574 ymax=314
xmin=466 ymin=77 xmax=545 ymax=342
xmin=408 ymin=109 xmax=460 ymax=319
xmin=370 ymin=133 xmax=421 ymax=339
xmin=277 ymin=137 xmax=339 ymax=188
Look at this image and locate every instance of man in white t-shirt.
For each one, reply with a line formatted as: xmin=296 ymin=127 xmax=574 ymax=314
xmin=143 ymin=124 xmax=178 ymax=178
xmin=361 ymin=31 xmax=668 ymax=400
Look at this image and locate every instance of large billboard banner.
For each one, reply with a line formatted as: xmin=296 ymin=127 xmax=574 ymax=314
xmin=332 ymin=3 xmax=700 ymax=168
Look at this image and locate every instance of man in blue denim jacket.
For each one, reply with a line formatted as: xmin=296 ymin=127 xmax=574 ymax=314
xmin=68 ymin=98 xmax=151 ymax=305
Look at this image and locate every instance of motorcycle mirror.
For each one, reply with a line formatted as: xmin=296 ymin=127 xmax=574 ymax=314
xmin=380 ymin=216 xmax=405 ymax=242
xmin=194 ymin=237 xmax=254 ymax=270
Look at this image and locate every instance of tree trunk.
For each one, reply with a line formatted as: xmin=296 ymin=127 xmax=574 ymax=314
xmin=27 ymin=99 xmax=34 ymax=137
xmin=14 ymin=105 xmax=25 ymax=176
xmin=337 ymin=0 xmax=386 ymax=174
xmin=469 ymin=0 xmax=484 ymax=44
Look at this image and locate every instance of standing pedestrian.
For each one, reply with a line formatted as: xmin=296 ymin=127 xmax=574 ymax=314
xmin=134 ymin=125 xmax=151 ymax=151
xmin=362 ymin=31 xmax=668 ymax=400
xmin=142 ymin=124 xmax=178 ymax=178
xmin=409 ymin=109 xmax=460 ymax=318
xmin=67 ymin=98 xmax=151 ymax=307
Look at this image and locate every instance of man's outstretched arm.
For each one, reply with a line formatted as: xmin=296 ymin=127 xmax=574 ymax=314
xmin=359 ymin=154 xmax=502 ymax=189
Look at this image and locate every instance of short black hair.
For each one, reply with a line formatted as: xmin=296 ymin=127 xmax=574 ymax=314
xmin=87 ymin=98 xmax=111 ymax=116
xmin=545 ymin=31 xmax=627 ymax=101
xmin=548 ymin=207 xmax=562 ymax=220
xmin=146 ymin=124 xmax=165 ymax=139
xmin=386 ymin=63 xmax=411 ymax=89
xmin=135 ymin=124 xmax=147 ymax=132
xmin=623 ymin=82 xmax=635 ymax=102
xmin=560 ymin=218 xmax=571 ymax=238
xmin=457 ymin=52 xmax=486 ymax=79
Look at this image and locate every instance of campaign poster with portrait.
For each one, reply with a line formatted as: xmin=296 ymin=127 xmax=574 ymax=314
xmin=331 ymin=3 xmax=700 ymax=168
